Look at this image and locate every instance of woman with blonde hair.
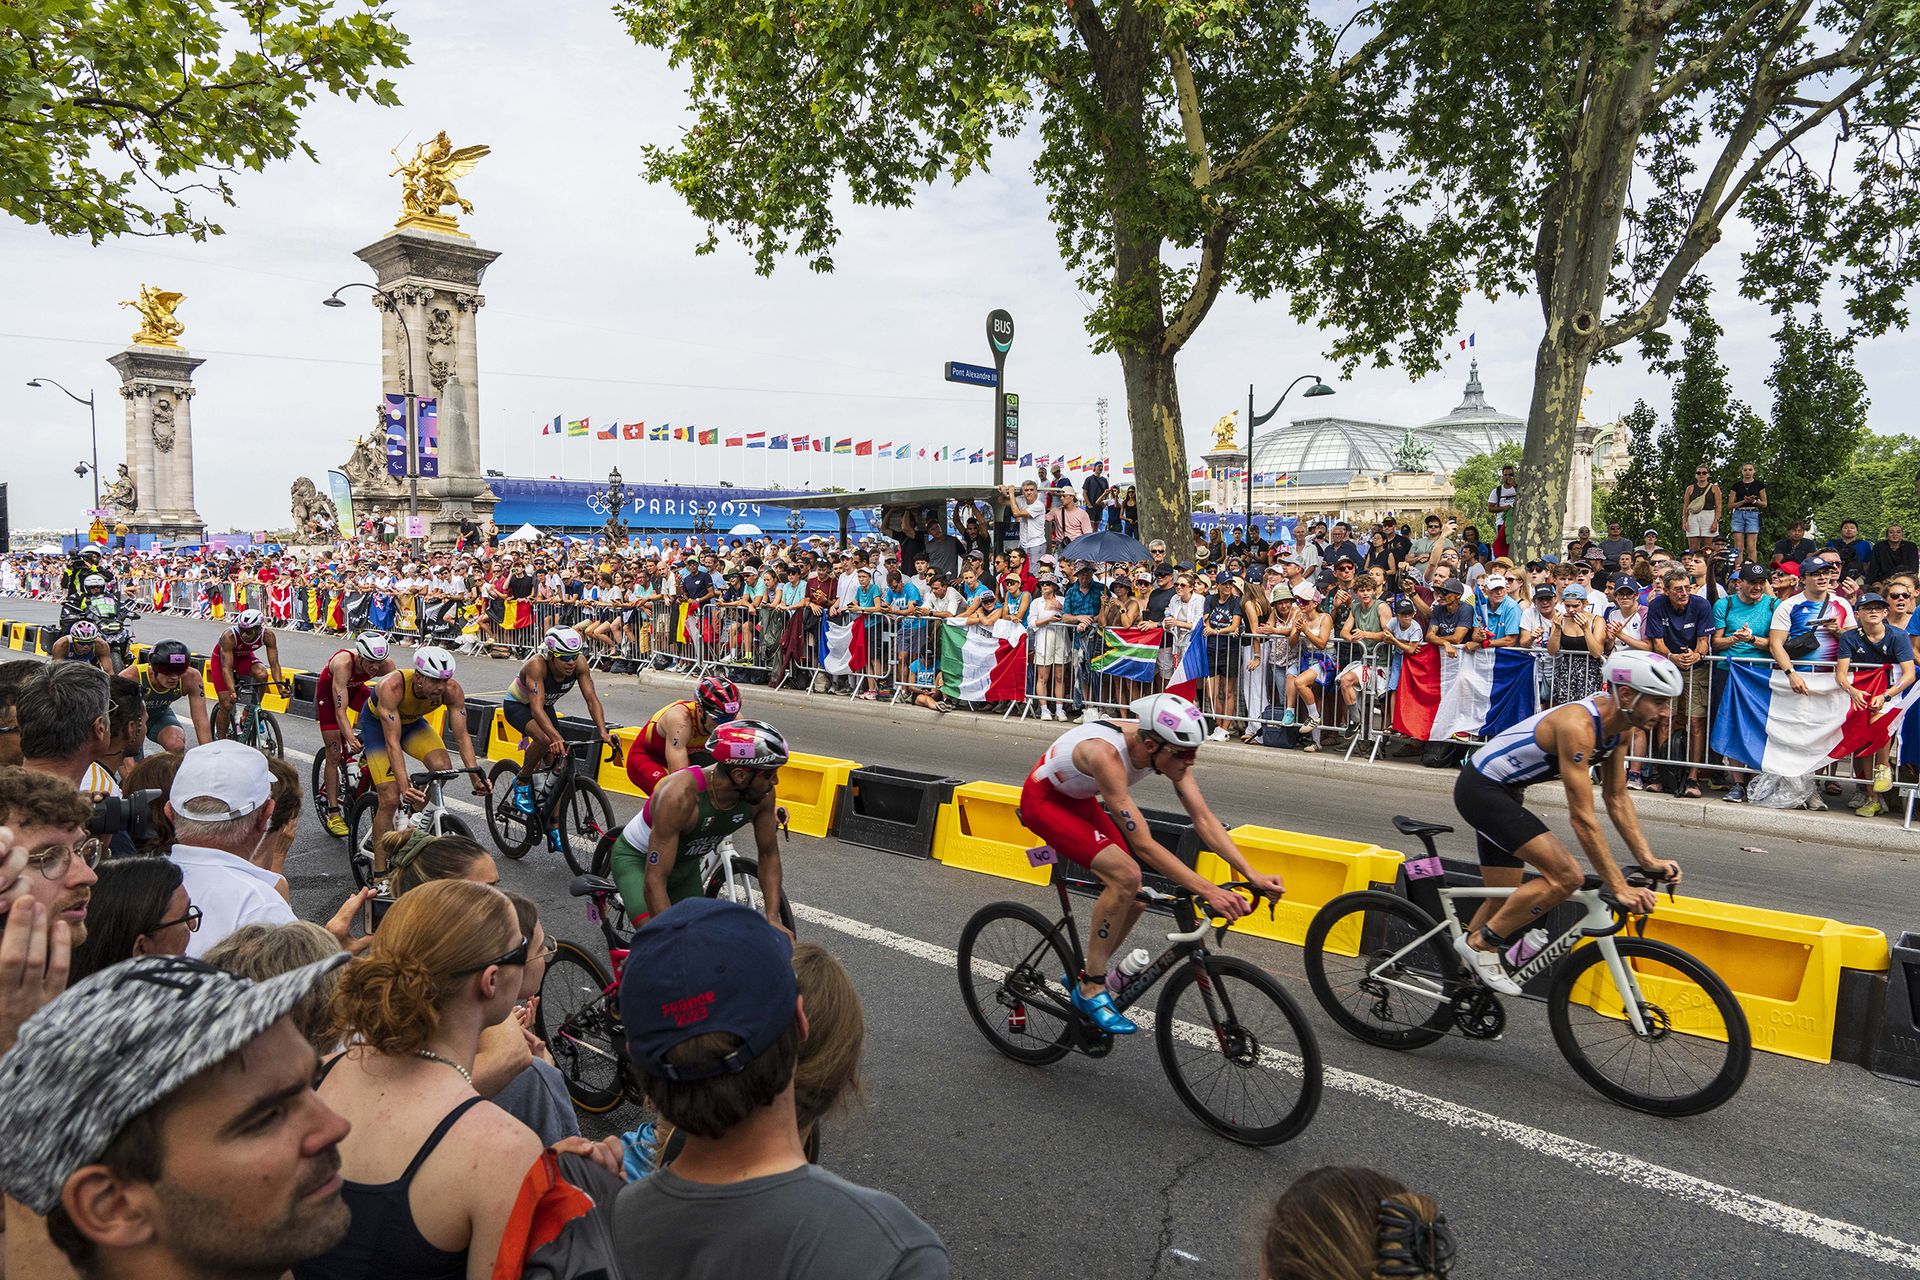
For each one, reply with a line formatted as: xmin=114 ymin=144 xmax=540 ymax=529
xmin=1260 ymin=1165 xmax=1455 ymax=1280
xmin=297 ymin=879 xmax=545 ymax=1280
xmin=203 ymin=920 xmax=344 ymax=1054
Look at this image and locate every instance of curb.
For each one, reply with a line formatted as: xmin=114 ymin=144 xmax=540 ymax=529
xmin=593 ymin=666 xmax=1920 ymax=855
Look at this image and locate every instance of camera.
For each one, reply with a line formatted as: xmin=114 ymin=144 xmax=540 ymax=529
xmin=88 ymin=788 xmax=163 ymax=845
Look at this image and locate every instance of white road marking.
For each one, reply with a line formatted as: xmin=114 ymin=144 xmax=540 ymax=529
xmin=792 ymin=900 xmax=1920 ymax=1272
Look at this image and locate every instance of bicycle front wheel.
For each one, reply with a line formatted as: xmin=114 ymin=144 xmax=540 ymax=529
xmin=308 ymin=750 xmax=332 ymax=826
xmin=1303 ymin=891 xmax=1455 ymax=1050
xmin=485 ymin=761 xmax=538 ymax=859
xmin=559 ymin=780 xmax=615 ymax=876
xmin=954 ymin=902 xmax=1077 ymax=1066
xmin=1155 ymin=955 xmax=1322 ymax=1146
xmin=536 ymin=940 xmax=625 ymax=1114
xmin=344 ymin=795 xmax=380 ymax=891
xmin=1548 ymin=936 xmax=1752 ymax=1117
xmin=435 ymin=812 xmax=477 ymax=845
xmin=704 ymin=854 xmax=796 ymax=936
xmin=255 ymin=711 xmax=284 ymax=759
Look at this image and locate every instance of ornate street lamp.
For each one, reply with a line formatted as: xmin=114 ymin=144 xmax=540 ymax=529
xmin=323 ymin=282 xmax=419 ymax=546
xmin=28 ymin=378 xmax=100 ymax=508
xmin=593 ymin=465 xmax=628 ymax=544
xmin=1246 ymin=375 xmax=1334 ymax=533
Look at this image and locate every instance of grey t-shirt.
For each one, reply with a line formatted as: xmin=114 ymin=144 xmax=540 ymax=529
xmin=614 ymin=1164 xmax=949 ymax=1279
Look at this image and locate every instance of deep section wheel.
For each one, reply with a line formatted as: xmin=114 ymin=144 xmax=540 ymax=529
xmin=1155 ymin=955 xmax=1322 ymax=1145
xmin=954 ymin=902 xmax=1077 ymax=1066
xmin=536 ymin=940 xmax=625 ymax=1113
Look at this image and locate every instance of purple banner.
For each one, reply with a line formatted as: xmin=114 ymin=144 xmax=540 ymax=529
xmin=416 ymin=397 xmax=439 ymax=479
xmin=383 ymin=395 xmax=407 ymax=479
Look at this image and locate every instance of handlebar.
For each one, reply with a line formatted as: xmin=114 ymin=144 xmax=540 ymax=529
xmin=1148 ymin=880 xmax=1280 ymax=945
xmin=1595 ymin=865 xmax=1679 ymax=935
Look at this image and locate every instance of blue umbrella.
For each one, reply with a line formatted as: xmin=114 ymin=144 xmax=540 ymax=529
xmin=1055 ymin=529 xmax=1150 ymax=563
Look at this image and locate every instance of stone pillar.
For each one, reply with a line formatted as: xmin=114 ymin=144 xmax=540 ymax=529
xmin=353 ymin=228 xmax=499 ymax=545
xmin=1201 ymin=448 xmax=1247 ymax=518
xmin=107 ymin=345 xmax=206 ymax=540
xmin=1562 ymin=417 xmax=1598 ymax=543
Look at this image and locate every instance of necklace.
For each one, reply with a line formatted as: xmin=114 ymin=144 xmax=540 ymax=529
xmin=415 ymin=1049 xmax=473 ymax=1088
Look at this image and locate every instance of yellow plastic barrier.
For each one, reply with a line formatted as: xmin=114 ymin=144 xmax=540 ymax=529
xmin=780 ymin=752 xmax=858 ymax=838
xmin=600 ymin=726 xmax=646 ymax=798
xmin=1194 ymin=826 xmax=1403 ymax=949
xmin=6 ymin=622 xmax=22 ymax=651
xmin=486 ymin=707 xmax=524 ymax=765
xmin=261 ymin=669 xmax=303 ymax=715
xmin=931 ymin=781 xmax=1051 ymax=886
xmin=1568 ymin=897 xmax=1890 ymax=1064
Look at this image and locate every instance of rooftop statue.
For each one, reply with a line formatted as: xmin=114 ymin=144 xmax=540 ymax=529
xmin=120 ymin=286 xmax=186 ymax=347
xmin=390 ymin=131 xmax=491 ymax=225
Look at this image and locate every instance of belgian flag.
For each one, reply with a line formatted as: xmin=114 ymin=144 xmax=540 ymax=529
xmin=325 ymin=592 xmax=346 ymax=631
xmin=501 ymin=598 xmax=534 ymax=631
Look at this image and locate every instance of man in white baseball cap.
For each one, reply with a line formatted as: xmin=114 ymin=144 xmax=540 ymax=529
xmin=166 ymin=740 xmax=294 ymax=958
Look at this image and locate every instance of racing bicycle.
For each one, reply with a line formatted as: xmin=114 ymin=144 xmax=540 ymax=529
xmin=310 ymin=739 xmax=372 ymax=834
xmin=483 ymin=736 xmax=617 ymax=873
xmin=1301 ymin=815 xmax=1751 ymax=1116
xmin=220 ymin=677 xmax=284 ymax=758
xmin=578 ymin=814 xmax=795 ymax=954
xmin=344 ymin=765 xmax=486 ymax=891
xmin=539 ymin=836 xmax=798 ymax=1113
xmin=956 ymin=856 xmax=1322 ymax=1146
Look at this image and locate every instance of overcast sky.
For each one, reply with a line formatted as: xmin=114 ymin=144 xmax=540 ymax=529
xmin=5 ymin=2 xmax=1911 ymax=534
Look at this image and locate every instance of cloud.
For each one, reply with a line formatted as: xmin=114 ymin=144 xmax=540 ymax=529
xmin=5 ymin=2 xmax=1909 ymax=532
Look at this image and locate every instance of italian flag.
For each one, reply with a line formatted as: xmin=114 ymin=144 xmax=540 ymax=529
xmin=939 ymin=619 xmax=1027 ymax=702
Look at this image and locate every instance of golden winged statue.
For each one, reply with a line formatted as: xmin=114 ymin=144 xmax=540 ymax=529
xmin=120 ymin=285 xmax=186 ymax=347
xmin=1211 ymin=409 xmax=1240 ymax=452
xmin=389 ymin=131 xmax=491 ymax=228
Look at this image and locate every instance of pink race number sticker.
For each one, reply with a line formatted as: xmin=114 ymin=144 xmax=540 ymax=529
xmin=1404 ymin=856 xmax=1444 ymax=881
xmin=1026 ymin=845 xmax=1058 ymax=867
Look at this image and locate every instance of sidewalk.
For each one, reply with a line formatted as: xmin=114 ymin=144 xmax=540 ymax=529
xmin=603 ymin=665 xmax=1920 ymax=854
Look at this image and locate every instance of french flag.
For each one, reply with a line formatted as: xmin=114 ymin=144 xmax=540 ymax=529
xmin=1164 ymin=624 xmax=1208 ymax=700
xmin=818 ymin=617 xmax=867 ymax=675
xmin=1417 ymin=648 xmax=1537 ymax=741
xmin=1713 ymin=664 xmax=1917 ymax=775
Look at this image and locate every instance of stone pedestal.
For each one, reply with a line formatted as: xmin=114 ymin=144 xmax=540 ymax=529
xmin=1202 ymin=447 xmax=1248 ymax=515
xmin=1562 ymin=416 xmax=1599 ymax=542
xmin=107 ymin=344 xmax=206 ymax=540
xmin=352 ymin=227 xmax=499 ymax=545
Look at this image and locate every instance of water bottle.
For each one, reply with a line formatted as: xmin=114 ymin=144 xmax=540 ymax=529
xmin=1106 ymin=948 xmax=1152 ymax=995
xmin=1503 ymin=928 xmax=1549 ymax=970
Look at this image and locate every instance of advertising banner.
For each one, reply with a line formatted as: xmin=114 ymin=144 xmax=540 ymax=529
xmin=383 ymin=395 xmax=408 ymax=479
xmin=416 ymin=397 xmax=439 ymax=479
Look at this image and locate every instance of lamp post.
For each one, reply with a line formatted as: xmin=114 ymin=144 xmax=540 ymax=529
xmin=1247 ymin=375 xmax=1334 ymax=537
xmin=594 ymin=465 xmax=628 ymax=545
xmin=28 ymin=377 xmax=100 ymax=508
xmin=323 ymin=282 xmax=418 ymax=546
xmin=785 ymin=506 xmax=806 ymax=550
xmin=691 ymin=505 xmax=715 ymax=549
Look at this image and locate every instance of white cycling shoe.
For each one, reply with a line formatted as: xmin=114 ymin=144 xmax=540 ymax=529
xmin=1453 ymin=932 xmax=1523 ymax=996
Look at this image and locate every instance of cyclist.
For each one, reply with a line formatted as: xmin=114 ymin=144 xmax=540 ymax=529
xmin=1019 ymin=692 xmax=1283 ymax=1035
xmin=122 ymin=638 xmax=212 ymax=755
xmin=607 ymin=718 xmax=789 ymax=933
xmin=1451 ymin=648 xmax=1686 ymax=995
xmin=50 ymin=620 xmax=113 ymax=673
xmin=208 ymin=609 xmax=286 ymax=738
xmin=623 ymin=674 xmax=741 ymax=795
xmin=358 ymin=645 xmax=489 ymax=861
xmin=315 ymin=631 xmax=397 ymax=836
xmin=505 ymin=625 xmax=614 ymax=814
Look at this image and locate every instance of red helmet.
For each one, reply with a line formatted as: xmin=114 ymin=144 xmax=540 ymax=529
xmin=696 ymin=675 xmax=741 ymax=723
xmin=710 ymin=719 xmax=788 ymax=771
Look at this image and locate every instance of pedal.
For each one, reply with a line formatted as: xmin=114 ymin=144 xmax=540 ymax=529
xmin=1069 ymin=1017 xmax=1114 ymax=1059
xmin=1448 ymin=987 xmax=1506 ymax=1041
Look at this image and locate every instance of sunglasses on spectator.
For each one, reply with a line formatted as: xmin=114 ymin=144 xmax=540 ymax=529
xmin=1890 ymin=592 xmax=1914 ymax=600
xmin=457 ymin=935 xmax=531 ymax=974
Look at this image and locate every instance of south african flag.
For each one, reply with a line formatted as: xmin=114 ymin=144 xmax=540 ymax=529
xmin=1089 ymin=626 xmax=1164 ymax=683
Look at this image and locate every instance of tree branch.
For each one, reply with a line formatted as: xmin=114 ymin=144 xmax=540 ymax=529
xmin=1211 ymin=18 xmax=1399 ymax=186
xmin=1166 ymin=42 xmax=1211 ymax=188
xmin=1161 ymin=216 xmax=1235 ymax=354
xmin=1642 ymin=0 xmax=1783 ymax=110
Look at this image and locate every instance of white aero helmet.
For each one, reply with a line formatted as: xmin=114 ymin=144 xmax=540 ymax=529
xmin=1129 ymin=692 xmax=1206 ymax=750
xmin=1604 ymin=650 xmax=1684 ymax=699
xmin=68 ymin=620 xmax=100 ymax=642
xmin=543 ymin=625 xmax=585 ymax=657
xmin=354 ymin=631 xmax=390 ymax=663
xmin=413 ymin=645 xmax=456 ymax=679
xmin=234 ymin=608 xmax=264 ymax=632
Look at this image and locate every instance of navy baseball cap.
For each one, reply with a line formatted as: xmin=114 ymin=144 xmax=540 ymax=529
xmin=619 ymin=898 xmax=796 ymax=1081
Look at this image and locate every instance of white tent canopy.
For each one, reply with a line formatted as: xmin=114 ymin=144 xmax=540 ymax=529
xmin=728 ymin=522 xmax=763 ymax=537
xmin=504 ymin=523 xmax=544 ymax=542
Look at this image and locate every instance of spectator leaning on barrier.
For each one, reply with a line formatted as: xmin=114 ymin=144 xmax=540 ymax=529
xmin=1644 ymin=569 xmax=1716 ymax=797
xmin=613 ymin=898 xmax=950 ymax=1279
xmin=1834 ymin=593 xmax=1915 ymax=818
xmin=1711 ymin=563 xmax=1780 ymax=802
xmin=0 ymin=953 xmax=354 ymax=1280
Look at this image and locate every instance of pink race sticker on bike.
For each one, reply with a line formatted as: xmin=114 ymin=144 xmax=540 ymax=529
xmin=1025 ymin=845 xmax=1057 ymax=867
xmin=1403 ymin=856 xmax=1444 ymax=881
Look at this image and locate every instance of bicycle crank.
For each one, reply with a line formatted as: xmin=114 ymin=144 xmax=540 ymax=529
xmin=1068 ymin=1017 xmax=1114 ymax=1059
xmin=1448 ymin=987 xmax=1506 ymax=1040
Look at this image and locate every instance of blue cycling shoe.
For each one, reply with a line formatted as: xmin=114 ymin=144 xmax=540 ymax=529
xmin=512 ymin=781 xmax=535 ymax=815
xmin=1064 ymin=976 xmax=1138 ymax=1035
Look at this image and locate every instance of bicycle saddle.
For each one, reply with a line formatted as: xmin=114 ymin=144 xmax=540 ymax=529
xmin=411 ymin=769 xmax=465 ymax=784
xmin=568 ymin=874 xmax=618 ymax=898
xmin=1393 ymin=816 xmax=1454 ymax=839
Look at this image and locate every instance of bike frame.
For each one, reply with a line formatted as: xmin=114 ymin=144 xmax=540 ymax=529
xmin=1021 ymin=878 xmax=1221 ymax=1021
xmin=1366 ymin=880 xmax=1654 ymax=1036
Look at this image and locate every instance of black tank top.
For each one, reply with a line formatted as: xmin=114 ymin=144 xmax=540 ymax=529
xmin=295 ymin=1081 xmax=484 ymax=1280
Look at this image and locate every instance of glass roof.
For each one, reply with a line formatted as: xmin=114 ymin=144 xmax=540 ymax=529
xmin=1247 ymin=362 xmax=1525 ymax=481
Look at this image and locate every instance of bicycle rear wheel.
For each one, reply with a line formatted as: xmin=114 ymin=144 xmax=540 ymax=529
xmin=704 ymin=854 xmax=796 ymax=936
xmin=954 ymin=902 xmax=1077 ymax=1066
xmin=536 ymin=940 xmax=625 ymax=1114
xmin=1155 ymin=954 xmax=1322 ymax=1145
xmin=485 ymin=760 xmax=538 ymax=859
xmin=1548 ymin=936 xmax=1751 ymax=1117
xmin=308 ymin=749 xmax=331 ymax=826
xmin=1303 ymin=891 xmax=1455 ymax=1050
xmin=559 ymin=779 xmax=615 ymax=876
